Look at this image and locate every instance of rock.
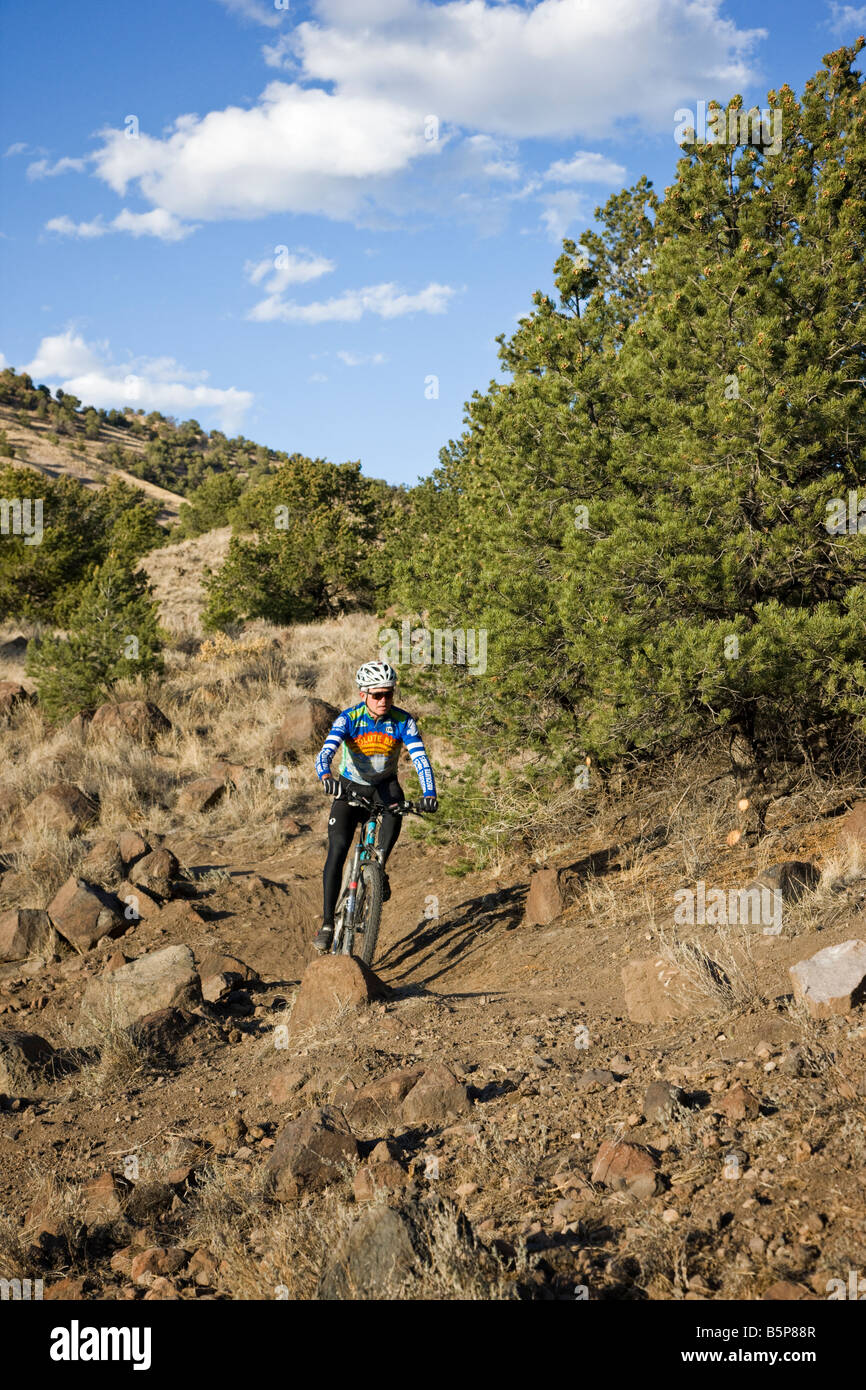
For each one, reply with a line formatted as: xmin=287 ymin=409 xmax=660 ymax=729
xmin=318 ymin=1195 xmax=475 ymax=1300
xmin=130 ymin=1245 xmax=187 ymax=1284
xmin=80 ymin=837 xmax=124 ymax=885
xmin=269 ymin=698 xmax=338 ymax=760
xmin=200 ymin=972 xmax=238 ymax=1003
xmin=289 ymin=956 xmax=388 ymax=1036
xmin=353 ymin=1159 xmax=413 ymax=1203
xmin=266 ymin=1106 xmax=359 ymax=1201
xmin=197 ymin=950 xmax=258 ymax=983
xmin=0 ymin=680 xmax=35 ymax=714
xmin=744 ymin=861 xmax=820 ymax=906
xmin=278 ymin=814 xmax=303 ymax=837
xmin=401 ymin=1065 xmax=472 ymax=1126
xmin=129 ymin=848 xmax=179 ymax=897
xmin=187 ymin=1249 xmax=219 ymax=1286
xmin=334 ymin=1066 xmax=425 ymax=1136
xmin=644 ymin=1080 xmax=686 ymax=1125
xmin=209 ymin=759 xmax=256 ymax=787
xmin=621 ymin=957 xmax=705 ymax=1024
xmin=176 ymin=778 xmax=225 ymax=815
xmin=591 ymin=1139 xmax=663 ymax=1197
xmin=44 ymin=1276 xmax=87 ymax=1299
xmin=18 ymin=782 xmax=98 ymax=836
xmin=81 ymin=1171 xmax=125 ymax=1223
xmin=762 ymin=1280 xmax=815 ymax=1301
xmin=142 ymin=1276 xmax=181 ymax=1301
xmin=128 ymin=1007 xmax=202 ymax=1055
xmin=125 ymin=1185 xmax=176 ymax=1227
xmin=89 ymin=701 xmax=172 ymax=743
xmin=0 ymin=908 xmax=54 ymax=961
xmin=117 ymin=831 xmax=150 ymax=869
xmin=0 ymin=634 xmax=28 ymax=663
xmin=790 ymin=939 xmax=866 ymax=1019
xmin=47 ymin=876 xmax=125 ymax=951
xmin=576 ymin=1068 xmax=618 ymax=1090
xmin=78 ymin=945 xmax=201 ymax=1032
xmin=717 ymin=1082 xmax=760 ymax=1122
xmin=608 ymin=1053 xmax=634 ymax=1077
xmin=839 ymin=800 xmax=866 ymax=848
xmin=103 ymin=951 xmax=129 ymax=973
xmin=267 ymin=1066 xmax=309 ymax=1105
xmin=0 ymin=1028 xmax=55 ymax=1091
xmin=116 ymin=880 xmax=161 ymax=921
xmin=522 ymin=868 xmax=565 ymax=926
xmin=203 ymin=1115 xmax=247 ymax=1153
xmin=152 ymin=899 xmax=207 ymax=931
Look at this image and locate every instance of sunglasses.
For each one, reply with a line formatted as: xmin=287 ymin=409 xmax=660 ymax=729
xmin=366 ymin=690 xmax=394 ymax=699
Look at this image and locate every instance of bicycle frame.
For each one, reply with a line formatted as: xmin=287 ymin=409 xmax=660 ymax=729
xmin=331 ymin=792 xmax=421 ymax=957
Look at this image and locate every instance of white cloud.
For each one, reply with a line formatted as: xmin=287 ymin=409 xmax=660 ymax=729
xmin=45 ymin=215 xmax=109 ymax=239
xmin=827 ymin=3 xmax=866 ymax=34
xmin=308 ymin=371 xmax=329 ymax=382
xmin=27 ymin=156 xmax=87 ymax=180
xmin=215 ymin=0 xmax=287 ymax=27
xmin=45 ymin=209 xmax=195 ymax=242
xmin=248 ymin=280 xmax=455 ymax=323
xmin=539 ymin=190 xmax=583 ymax=241
xmin=336 ymin=350 xmax=387 ymax=365
xmin=244 ymin=248 xmax=336 ymax=291
xmin=91 ymin=83 xmax=431 ymax=223
xmin=294 ymin=0 xmax=766 ymax=139
xmin=45 ymin=0 xmax=766 ymax=232
xmin=19 ymin=330 xmax=252 ymax=432
xmin=544 ymin=150 xmax=627 ymax=184
xmin=4 ymin=142 xmax=30 ymax=158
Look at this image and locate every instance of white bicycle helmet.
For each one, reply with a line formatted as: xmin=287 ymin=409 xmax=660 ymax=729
xmin=356 ymin=660 xmax=397 ymax=690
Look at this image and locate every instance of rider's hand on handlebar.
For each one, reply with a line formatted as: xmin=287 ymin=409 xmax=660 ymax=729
xmin=321 ymin=776 xmax=341 ymax=797
xmin=418 ymin=795 xmax=438 ymax=813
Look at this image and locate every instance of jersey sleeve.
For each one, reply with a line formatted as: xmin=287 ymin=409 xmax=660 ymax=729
xmin=402 ymin=716 xmax=436 ymax=797
xmin=315 ymin=710 xmax=350 ymax=780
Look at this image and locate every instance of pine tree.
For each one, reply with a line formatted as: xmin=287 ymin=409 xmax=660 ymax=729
xmin=25 ymin=557 xmax=166 ymax=720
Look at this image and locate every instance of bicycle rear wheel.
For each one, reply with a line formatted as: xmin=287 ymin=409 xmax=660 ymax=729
xmin=356 ymin=862 xmax=383 ymax=967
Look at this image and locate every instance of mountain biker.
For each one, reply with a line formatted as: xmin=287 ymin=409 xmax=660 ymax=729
xmin=312 ymin=660 xmax=438 ymax=953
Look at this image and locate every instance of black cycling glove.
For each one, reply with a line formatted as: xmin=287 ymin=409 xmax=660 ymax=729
xmin=321 ymin=776 xmax=341 ymax=797
xmin=418 ymin=795 xmax=439 ymax=813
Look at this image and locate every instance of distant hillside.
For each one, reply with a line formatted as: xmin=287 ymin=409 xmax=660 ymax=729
xmin=137 ymin=526 xmax=234 ymax=633
xmin=0 ymin=366 xmax=291 ymax=507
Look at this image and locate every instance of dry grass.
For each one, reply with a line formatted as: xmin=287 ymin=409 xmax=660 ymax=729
xmin=55 ymin=997 xmax=156 ymax=1099
xmin=655 ymin=921 xmax=763 ymax=1015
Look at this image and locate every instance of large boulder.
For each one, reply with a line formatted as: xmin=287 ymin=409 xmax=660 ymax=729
xmin=128 ymin=848 xmax=179 ymax=897
xmin=47 ymin=877 xmax=125 ymax=951
xmin=317 ymin=1196 xmax=476 ymax=1300
xmin=0 ymin=681 xmax=35 ymax=715
xmin=78 ymin=945 xmax=201 ymax=1031
xmin=839 ymin=801 xmax=866 ymax=848
xmin=80 ymin=837 xmax=124 ymax=886
xmin=265 ymin=1105 xmax=359 ymax=1201
xmin=401 ymin=1066 xmax=472 ymax=1127
xmin=522 ymin=868 xmax=565 ymax=926
xmin=18 ymin=783 xmax=98 ymax=836
xmin=789 ymin=939 xmax=866 ymax=1020
xmin=269 ymin=698 xmax=338 ymax=761
xmin=591 ymin=1139 xmax=663 ymax=1198
xmin=0 ymin=908 xmax=54 ymax=961
xmin=289 ymin=955 xmax=388 ymax=1036
xmin=89 ymin=701 xmax=172 ymax=743
xmin=742 ymin=861 xmax=820 ymax=905
xmin=175 ymin=778 xmax=225 ymax=815
xmin=334 ymin=1066 xmax=426 ymax=1137
xmin=621 ymin=956 xmax=705 ymax=1024
xmin=0 ymin=1029 xmax=55 ymax=1092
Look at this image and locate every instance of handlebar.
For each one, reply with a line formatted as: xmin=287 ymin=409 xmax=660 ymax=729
xmin=339 ymin=792 xmax=428 ymax=816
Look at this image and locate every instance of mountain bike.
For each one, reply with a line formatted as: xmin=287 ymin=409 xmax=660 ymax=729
xmin=332 ymin=790 xmax=426 ymax=968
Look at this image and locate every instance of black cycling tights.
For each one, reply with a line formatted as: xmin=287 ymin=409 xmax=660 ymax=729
xmin=322 ymin=775 xmax=404 ymax=924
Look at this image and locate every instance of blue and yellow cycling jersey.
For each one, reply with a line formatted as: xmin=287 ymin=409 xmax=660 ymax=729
xmin=315 ymin=702 xmax=436 ymax=795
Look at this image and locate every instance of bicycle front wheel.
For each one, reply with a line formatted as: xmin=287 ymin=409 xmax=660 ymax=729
xmin=356 ymin=862 xmax=384 ymax=967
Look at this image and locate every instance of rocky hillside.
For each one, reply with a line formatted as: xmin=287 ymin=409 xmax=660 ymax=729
xmin=0 ymin=625 xmax=865 ymax=1301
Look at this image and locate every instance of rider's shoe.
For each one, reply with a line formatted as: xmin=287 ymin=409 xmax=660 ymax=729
xmin=381 ymin=871 xmax=391 ymax=903
xmin=313 ymin=923 xmax=334 ymax=953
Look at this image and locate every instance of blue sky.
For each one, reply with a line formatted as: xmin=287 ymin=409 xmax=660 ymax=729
xmin=1 ymin=0 xmax=863 ymax=487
